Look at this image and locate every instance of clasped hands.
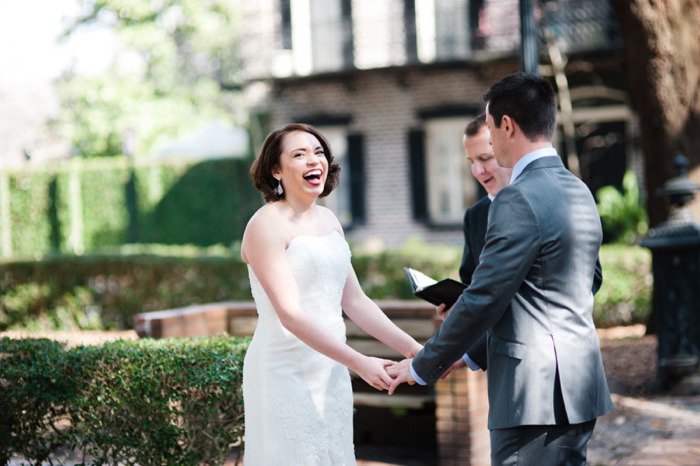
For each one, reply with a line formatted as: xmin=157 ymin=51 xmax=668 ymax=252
xmin=355 ymin=353 xmax=415 ymax=394
xmin=362 ymin=303 xmax=465 ymax=394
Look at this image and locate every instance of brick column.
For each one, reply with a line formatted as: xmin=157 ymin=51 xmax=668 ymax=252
xmin=434 ymin=368 xmax=490 ymax=466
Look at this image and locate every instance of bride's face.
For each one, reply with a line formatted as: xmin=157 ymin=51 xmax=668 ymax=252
xmin=274 ymin=130 xmax=329 ymax=201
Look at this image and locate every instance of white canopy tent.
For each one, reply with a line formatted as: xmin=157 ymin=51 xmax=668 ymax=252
xmin=156 ymin=120 xmax=250 ymax=160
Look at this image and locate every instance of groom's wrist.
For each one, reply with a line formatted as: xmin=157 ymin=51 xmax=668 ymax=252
xmin=408 ymin=360 xmax=427 ymax=385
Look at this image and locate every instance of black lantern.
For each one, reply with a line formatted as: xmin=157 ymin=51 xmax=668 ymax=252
xmin=641 ymin=153 xmax=700 ymax=391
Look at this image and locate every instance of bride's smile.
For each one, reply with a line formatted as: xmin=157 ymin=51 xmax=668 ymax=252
xmin=303 ymin=168 xmax=323 ymax=185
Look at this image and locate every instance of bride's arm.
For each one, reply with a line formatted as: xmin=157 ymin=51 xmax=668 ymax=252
xmin=341 ymin=266 xmax=423 ymax=359
xmin=243 ymin=214 xmax=394 ymax=390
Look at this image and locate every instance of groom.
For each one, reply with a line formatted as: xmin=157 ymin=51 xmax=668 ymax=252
xmin=388 ymin=72 xmax=613 ymax=465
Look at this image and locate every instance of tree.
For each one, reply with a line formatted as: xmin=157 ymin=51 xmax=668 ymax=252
xmin=610 ymin=0 xmax=700 ymax=227
xmin=57 ymin=0 xmax=244 ymax=158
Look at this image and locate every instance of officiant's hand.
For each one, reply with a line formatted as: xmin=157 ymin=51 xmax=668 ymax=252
xmin=439 ymin=358 xmax=467 ymax=380
xmin=435 ymin=303 xmax=452 ymax=320
xmin=386 ymin=359 xmax=415 ymax=395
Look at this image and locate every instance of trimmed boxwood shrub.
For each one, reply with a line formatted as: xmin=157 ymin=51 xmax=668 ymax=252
xmin=0 ymin=338 xmax=78 ymax=465
xmin=0 ymin=336 xmax=248 ymax=465
xmin=0 ymin=249 xmax=252 ymax=330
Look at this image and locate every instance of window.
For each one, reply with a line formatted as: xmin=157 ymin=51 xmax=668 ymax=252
xmin=318 ymin=127 xmax=351 ymax=225
xmin=288 ymin=0 xmax=354 ymax=75
xmin=434 ymin=0 xmax=470 ymax=60
xmin=425 ymin=118 xmax=477 ymax=224
xmin=410 ymin=115 xmax=480 ymax=226
xmin=414 ymin=0 xmax=470 ymax=62
xmin=310 ymin=125 xmax=365 ymax=228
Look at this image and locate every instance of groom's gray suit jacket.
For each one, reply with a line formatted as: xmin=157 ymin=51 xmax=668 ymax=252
xmin=412 ymin=155 xmax=613 ymax=430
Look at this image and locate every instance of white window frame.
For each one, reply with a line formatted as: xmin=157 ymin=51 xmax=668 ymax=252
xmin=316 ymin=126 xmax=352 ymax=226
xmin=289 ymin=0 xmax=345 ymax=75
xmin=424 ymin=117 xmax=478 ymax=225
xmin=415 ymin=0 xmax=470 ymax=63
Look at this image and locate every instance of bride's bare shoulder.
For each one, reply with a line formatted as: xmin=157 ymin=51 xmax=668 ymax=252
xmin=316 ymin=205 xmax=344 ymax=237
xmin=241 ymin=204 xmax=288 ymax=261
xmin=247 ymin=203 xmax=286 ymax=226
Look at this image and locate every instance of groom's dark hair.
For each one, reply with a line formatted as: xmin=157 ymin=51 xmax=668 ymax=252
xmin=483 ymin=72 xmax=557 ymax=142
xmin=250 ymin=123 xmax=340 ymax=203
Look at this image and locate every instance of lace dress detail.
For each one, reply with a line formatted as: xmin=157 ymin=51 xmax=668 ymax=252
xmin=242 ymin=232 xmax=355 ymax=465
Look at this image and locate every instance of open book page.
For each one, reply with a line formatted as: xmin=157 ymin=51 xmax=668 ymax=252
xmin=404 ymin=267 xmax=467 ymax=307
xmin=404 ymin=267 xmax=437 ymax=291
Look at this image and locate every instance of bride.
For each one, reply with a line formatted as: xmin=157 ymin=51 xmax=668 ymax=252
xmin=241 ymin=123 xmax=422 ymax=465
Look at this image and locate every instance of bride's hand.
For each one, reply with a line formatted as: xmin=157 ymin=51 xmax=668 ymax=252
xmin=354 ymin=356 xmax=395 ymax=391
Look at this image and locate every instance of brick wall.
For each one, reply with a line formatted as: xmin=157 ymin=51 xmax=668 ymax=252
xmin=134 ymin=300 xmax=491 ymax=465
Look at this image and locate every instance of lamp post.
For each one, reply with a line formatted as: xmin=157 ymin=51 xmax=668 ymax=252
xmin=641 ymin=153 xmax=700 ymax=392
xmin=520 ymin=0 xmax=538 ymax=74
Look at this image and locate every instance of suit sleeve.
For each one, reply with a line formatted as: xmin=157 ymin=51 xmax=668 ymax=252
xmin=412 ymin=187 xmax=541 ymax=384
xmin=465 ymin=334 xmax=487 ymax=370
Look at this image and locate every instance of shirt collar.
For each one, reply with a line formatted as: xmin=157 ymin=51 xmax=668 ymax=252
xmin=509 ymin=147 xmax=558 ymax=184
xmin=487 ymin=194 xmax=495 ymax=201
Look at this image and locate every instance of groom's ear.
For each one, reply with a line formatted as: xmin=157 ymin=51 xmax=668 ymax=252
xmin=501 ymin=115 xmax=516 ymax=138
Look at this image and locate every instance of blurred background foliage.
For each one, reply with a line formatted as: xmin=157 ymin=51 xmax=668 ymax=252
xmin=56 ymin=0 xmax=244 ymax=158
xmin=594 ymin=243 xmax=651 ymax=327
xmin=0 ymin=1 xmax=654 ymax=335
xmin=596 ymin=170 xmax=648 ymax=244
xmin=0 ymin=240 xmax=651 ymax=332
xmin=0 ymin=156 xmax=261 ymax=257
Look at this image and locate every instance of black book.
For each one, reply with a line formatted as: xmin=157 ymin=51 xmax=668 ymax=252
xmin=403 ymin=267 xmax=466 ymax=309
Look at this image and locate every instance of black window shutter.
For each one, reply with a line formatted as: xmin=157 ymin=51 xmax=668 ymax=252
xmin=408 ymin=129 xmax=427 ymax=221
xmin=347 ymin=133 xmax=365 ymax=223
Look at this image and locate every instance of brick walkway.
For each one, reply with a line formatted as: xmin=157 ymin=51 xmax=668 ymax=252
xmin=617 ymin=437 xmax=700 ymax=465
xmin=588 ymin=394 xmax=700 ymax=466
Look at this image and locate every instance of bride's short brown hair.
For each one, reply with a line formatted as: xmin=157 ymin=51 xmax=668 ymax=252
xmin=250 ymin=123 xmax=340 ymax=203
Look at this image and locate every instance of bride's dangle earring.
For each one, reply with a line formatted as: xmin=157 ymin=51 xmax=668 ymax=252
xmin=277 ymin=179 xmax=284 ymax=196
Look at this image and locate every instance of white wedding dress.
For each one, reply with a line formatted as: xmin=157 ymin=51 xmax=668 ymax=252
xmin=242 ymin=231 xmax=355 ymax=465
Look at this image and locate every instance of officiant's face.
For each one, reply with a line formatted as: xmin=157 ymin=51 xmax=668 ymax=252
xmin=463 ymin=127 xmax=511 ymax=196
xmin=274 ymin=130 xmax=329 ymax=200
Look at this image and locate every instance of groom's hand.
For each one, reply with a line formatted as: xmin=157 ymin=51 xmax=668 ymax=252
xmin=386 ymin=359 xmax=415 ymax=395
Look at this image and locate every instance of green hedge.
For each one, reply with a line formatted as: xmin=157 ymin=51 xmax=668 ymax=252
xmin=0 ymin=336 xmax=248 ymax=465
xmin=0 ymin=157 xmax=262 ymax=258
xmin=0 ymin=249 xmax=252 ymax=330
xmin=8 ymin=171 xmax=56 ymax=254
xmin=0 ymin=242 xmax=652 ymax=332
